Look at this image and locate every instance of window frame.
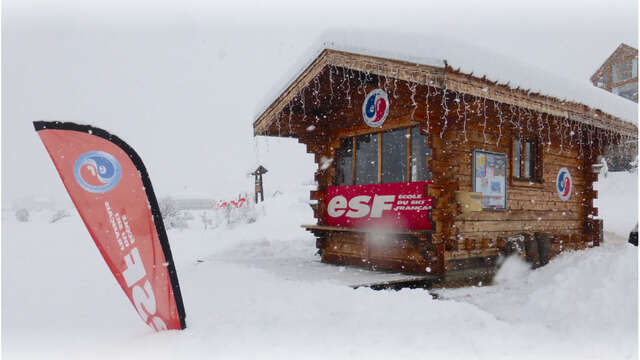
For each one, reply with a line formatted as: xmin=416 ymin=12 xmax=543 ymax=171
xmin=511 ymin=136 xmax=543 ymax=183
xmin=333 ymin=126 xmax=430 ymax=186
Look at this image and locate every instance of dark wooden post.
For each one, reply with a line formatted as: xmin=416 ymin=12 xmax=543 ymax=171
xmin=251 ymin=165 xmax=268 ymax=203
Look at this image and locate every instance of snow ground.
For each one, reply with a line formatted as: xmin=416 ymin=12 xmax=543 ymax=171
xmin=3 ymin=174 xmax=638 ymax=359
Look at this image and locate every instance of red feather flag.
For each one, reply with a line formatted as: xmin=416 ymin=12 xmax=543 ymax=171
xmin=34 ymin=121 xmax=186 ymax=331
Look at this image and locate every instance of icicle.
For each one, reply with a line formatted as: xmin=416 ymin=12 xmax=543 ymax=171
xmin=408 ymin=81 xmax=418 ymax=122
xmin=597 ymin=128 xmax=604 ymax=155
xmin=345 ymin=68 xmax=352 ymax=108
xmin=393 ymin=75 xmax=399 ymax=99
xmin=577 ymin=123 xmax=584 ymax=157
xmin=525 ymin=108 xmax=533 ymax=134
xmin=587 ymin=126 xmax=593 ymax=160
xmin=536 ymin=111 xmax=544 ymax=145
xmin=313 ymin=76 xmax=321 ymax=107
xmin=288 ymin=102 xmax=293 ymax=134
xmin=557 ymin=116 xmax=565 ymax=155
xmin=455 ymin=91 xmax=462 ymax=129
xmin=509 ymin=104 xmax=518 ymax=133
xmin=482 ymin=98 xmax=488 ymax=144
xmin=608 ymin=130 xmax=614 ymax=152
xmin=300 ymin=87 xmax=307 ymax=123
xmin=276 ymin=111 xmax=282 ymax=137
xmin=340 ymin=66 xmax=346 ymax=92
xmin=440 ymin=88 xmax=449 ymax=139
xmin=425 ymin=80 xmax=431 ymax=134
xmin=384 ymin=65 xmax=390 ymax=90
xmin=329 ymin=65 xmax=335 ymax=105
xmin=545 ymin=113 xmax=552 ymax=150
xmin=495 ymin=101 xmax=503 ymax=146
xmin=568 ymin=119 xmax=575 ymax=150
xmin=378 ymin=64 xmax=386 ymax=90
xmin=357 ymin=70 xmax=364 ymax=95
xmin=516 ymin=107 xmax=523 ymax=140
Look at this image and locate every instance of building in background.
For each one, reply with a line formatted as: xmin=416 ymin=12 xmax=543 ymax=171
xmin=591 ymin=43 xmax=638 ymax=103
xmin=590 ymin=44 xmax=638 ymax=171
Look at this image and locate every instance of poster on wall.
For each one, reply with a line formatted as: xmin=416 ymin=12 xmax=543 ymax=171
xmin=473 ymin=150 xmax=507 ymax=210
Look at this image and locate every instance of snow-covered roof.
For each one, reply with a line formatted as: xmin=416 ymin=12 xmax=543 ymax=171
xmin=255 ymin=30 xmax=637 ymax=135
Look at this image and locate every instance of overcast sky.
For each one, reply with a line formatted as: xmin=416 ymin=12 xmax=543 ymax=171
xmin=2 ymin=0 xmax=638 ymax=208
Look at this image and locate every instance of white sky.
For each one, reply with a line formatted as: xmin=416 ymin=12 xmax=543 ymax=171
xmin=2 ymin=0 xmax=638 ymax=208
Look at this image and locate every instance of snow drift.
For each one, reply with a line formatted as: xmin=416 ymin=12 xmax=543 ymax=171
xmin=3 ymin=175 xmax=638 ymax=359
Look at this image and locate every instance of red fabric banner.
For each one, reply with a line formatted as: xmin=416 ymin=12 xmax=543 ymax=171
xmin=34 ymin=121 xmax=186 ymax=331
xmin=324 ymin=181 xmax=433 ymax=230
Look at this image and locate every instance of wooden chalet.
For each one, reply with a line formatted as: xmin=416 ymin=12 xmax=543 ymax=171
xmin=254 ymin=47 xmax=638 ymax=279
xmin=591 ymin=43 xmax=638 ymax=103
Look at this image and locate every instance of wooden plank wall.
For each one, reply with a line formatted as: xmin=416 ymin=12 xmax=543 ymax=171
xmin=432 ymin=92 xmax=604 ymax=263
xmin=290 ymin=65 xmax=608 ymax=275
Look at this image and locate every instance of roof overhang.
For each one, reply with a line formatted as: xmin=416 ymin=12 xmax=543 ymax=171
xmin=255 ymin=49 xmax=637 ymax=138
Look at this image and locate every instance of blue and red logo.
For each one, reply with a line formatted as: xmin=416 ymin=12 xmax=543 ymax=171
xmin=556 ymin=167 xmax=572 ymax=201
xmin=74 ymin=151 xmax=122 ymax=193
xmin=362 ymin=89 xmax=390 ymax=127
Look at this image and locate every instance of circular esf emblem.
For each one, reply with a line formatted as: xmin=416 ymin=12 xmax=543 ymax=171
xmin=362 ymin=89 xmax=390 ymax=128
xmin=556 ymin=167 xmax=572 ymax=201
xmin=74 ymin=151 xmax=122 ymax=193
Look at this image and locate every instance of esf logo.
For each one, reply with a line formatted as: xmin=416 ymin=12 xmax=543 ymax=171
xmin=556 ymin=167 xmax=572 ymax=201
xmin=327 ymin=194 xmax=395 ymax=218
xmin=362 ymin=88 xmax=390 ymax=128
xmin=74 ymin=151 xmax=122 ymax=193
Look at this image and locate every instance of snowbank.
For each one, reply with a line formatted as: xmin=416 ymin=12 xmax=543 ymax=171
xmin=3 ymin=181 xmax=638 ymax=359
xmin=438 ymin=244 xmax=638 ymax=358
xmin=595 ymin=170 xmax=638 ymax=238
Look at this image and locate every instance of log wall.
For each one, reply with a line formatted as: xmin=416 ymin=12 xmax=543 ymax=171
xmin=286 ymin=65 xmax=610 ymax=276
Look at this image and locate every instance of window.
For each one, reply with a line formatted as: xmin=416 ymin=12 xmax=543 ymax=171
xmin=597 ymin=74 xmax=607 ymax=88
xmin=512 ymin=137 xmax=521 ymax=178
xmin=612 ymin=82 xmax=638 ymax=101
xmin=355 ymin=134 xmax=378 ymax=185
xmin=410 ymin=127 xmax=431 ymax=181
xmin=512 ymin=136 xmax=541 ymax=182
xmin=381 ymin=129 xmax=407 ymax=183
xmin=335 ymin=137 xmax=353 ymax=186
xmin=334 ymin=126 xmax=430 ymax=186
xmin=613 ymin=60 xmax=636 ymax=83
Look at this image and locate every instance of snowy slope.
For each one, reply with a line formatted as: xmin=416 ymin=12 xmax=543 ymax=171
xmin=3 ymin=178 xmax=638 ymax=359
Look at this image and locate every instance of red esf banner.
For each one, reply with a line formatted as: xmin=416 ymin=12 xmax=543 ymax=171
xmin=324 ymin=181 xmax=434 ymax=230
xmin=34 ymin=121 xmax=186 ymax=331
